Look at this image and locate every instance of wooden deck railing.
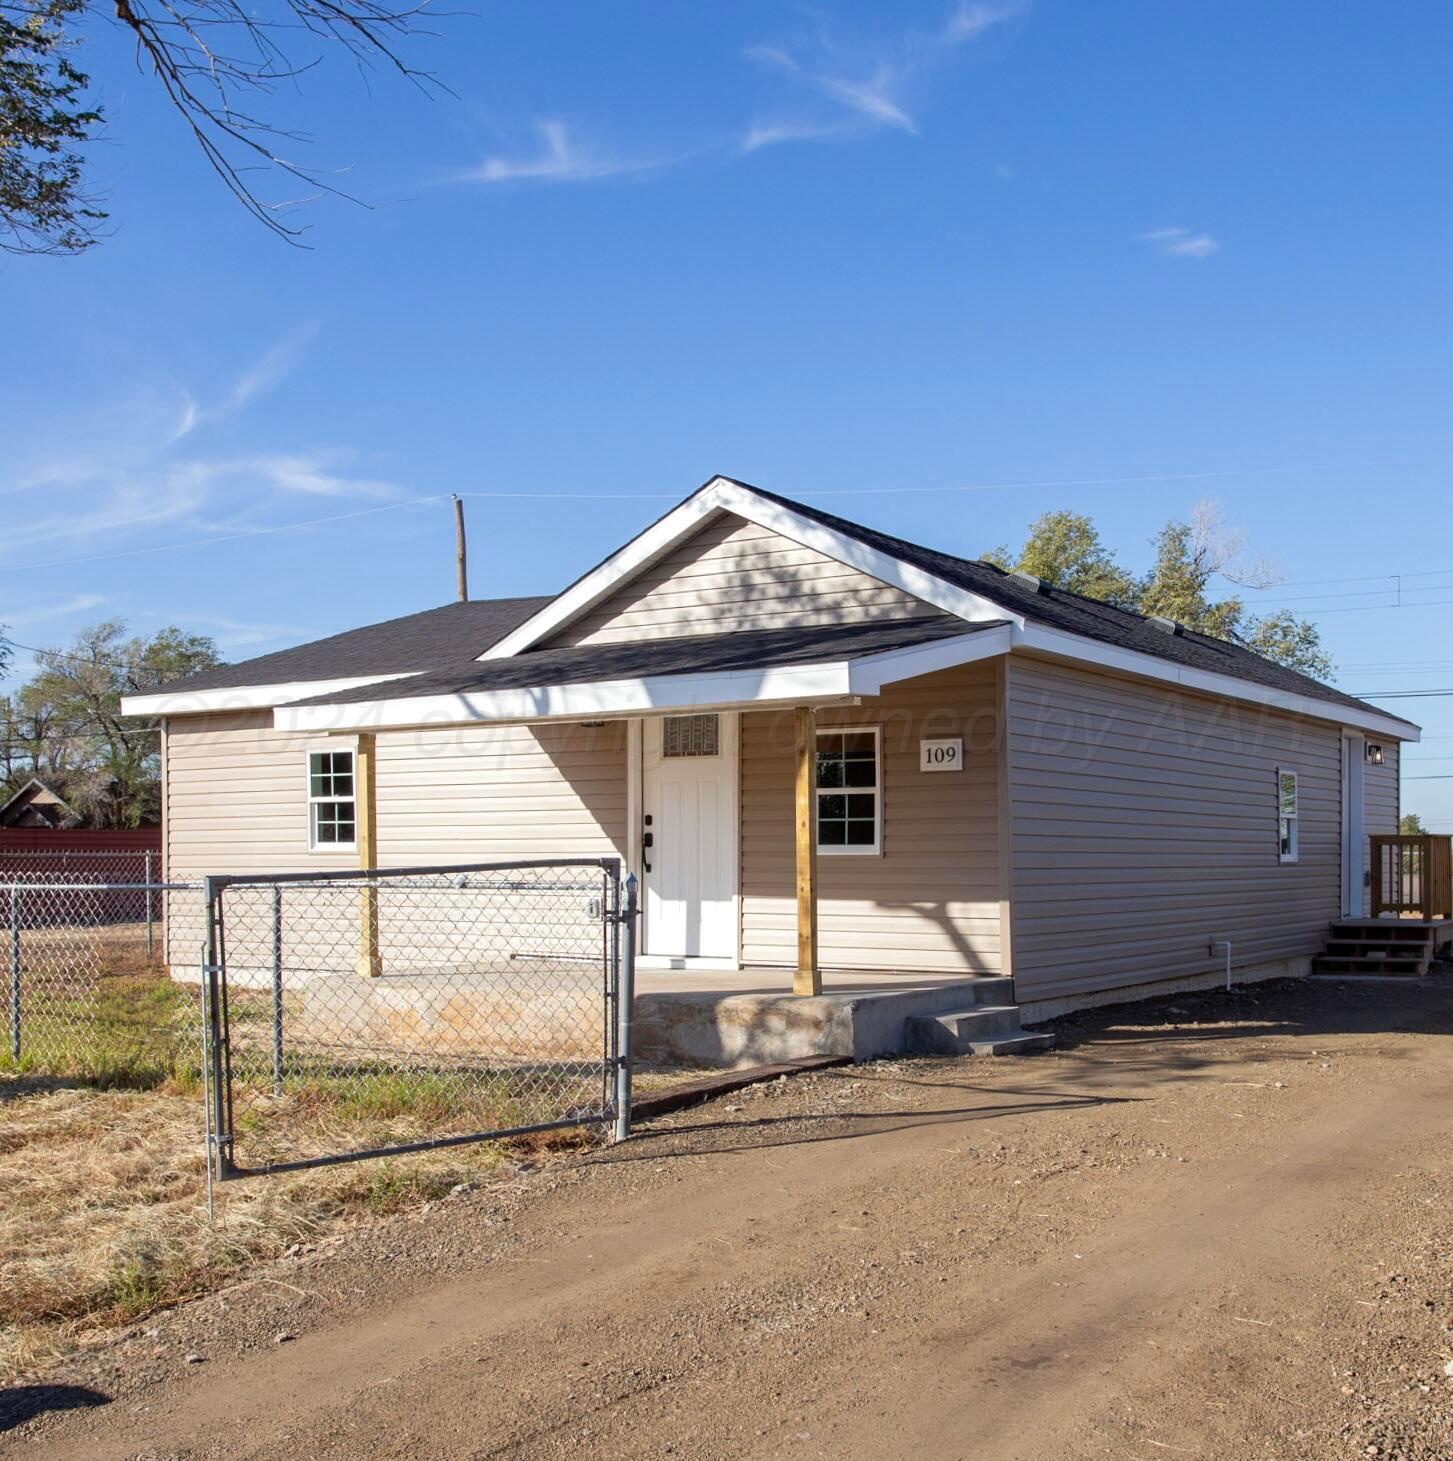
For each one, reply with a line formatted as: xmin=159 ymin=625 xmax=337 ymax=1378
xmin=1370 ymin=834 xmax=1453 ymax=919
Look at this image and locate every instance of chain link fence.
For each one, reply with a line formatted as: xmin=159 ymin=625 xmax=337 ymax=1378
xmin=206 ymin=858 xmax=632 ymax=1178
xmin=0 ymin=872 xmax=206 ymax=1086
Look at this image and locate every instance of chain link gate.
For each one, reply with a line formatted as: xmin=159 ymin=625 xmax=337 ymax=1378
xmin=202 ymin=858 xmax=636 ymax=1179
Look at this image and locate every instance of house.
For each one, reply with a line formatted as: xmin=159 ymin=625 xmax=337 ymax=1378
xmin=122 ymin=475 xmax=1422 ymax=1039
xmin=0 ymin=778 xmax=80 ymax=829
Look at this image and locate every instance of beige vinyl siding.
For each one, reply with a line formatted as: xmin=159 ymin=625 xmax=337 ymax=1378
xmin=1005 ymin=656 xmax=1343 ymax=1001
xmin=545 ymin=512 xmax=928 ymax=648
xmin=163 ymin=712 xmax=627 ymax=976
xmin=739 ymin=662 xmax=1004 ymax=974
xmin=164 ymin=713 xmax=626 ymax=877
xmin=165 ymin=711 xmax=358 ymax=882
xmin=373 ymin=721 xmax=626 ymax=862
xmin=1362 ymin=739 xmax=1401 ymax=915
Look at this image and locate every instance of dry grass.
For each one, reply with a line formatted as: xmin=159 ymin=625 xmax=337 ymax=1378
xmin=1 ymin=932 xmax=705 ymax=1384
xmin=0 ymin=1068 xmax=703 ymax=1385
xmin=0 ymin=1076 xmax=590 ymax=1384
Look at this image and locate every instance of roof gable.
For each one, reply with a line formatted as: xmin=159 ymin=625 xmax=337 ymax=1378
xmin=480 ymin=476 xmax=1018 ymax=660
xmin=482 ymin=475 xmax=1418 ymax=739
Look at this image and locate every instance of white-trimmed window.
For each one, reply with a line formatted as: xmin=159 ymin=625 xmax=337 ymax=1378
xmin=1277 ymin=768 xmax=1299 ymax=865
xmin=308 ymin=749 xmax=356 ymax=850
xmin=816 ymin=728 xmax=881 ymax=854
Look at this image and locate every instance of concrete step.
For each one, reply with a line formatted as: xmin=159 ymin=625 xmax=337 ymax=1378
xmin=959 ymin=977 xmax=1017 ymax=1007
xmin=905 ymin=1006 xmax=1056 ymax=1058
xmin=965 ymin=1032 xmax=1058 ymax=1057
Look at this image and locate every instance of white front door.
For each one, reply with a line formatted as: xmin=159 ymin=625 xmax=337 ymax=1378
xmin=642 ymin=713 xmax=738 ymax=963
xmin=1341 ymin=732 xmax=1366 ymax=917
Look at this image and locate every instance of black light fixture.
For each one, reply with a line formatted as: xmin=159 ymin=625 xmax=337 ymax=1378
xmin=1365 ymin=742 xmax=1385 ymax=765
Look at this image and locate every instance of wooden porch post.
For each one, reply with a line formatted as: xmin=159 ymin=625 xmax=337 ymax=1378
xmin=794 ymin=706 xmax=821 ymax=996
xmin=355 ymin=732 xmax=382 ymax=979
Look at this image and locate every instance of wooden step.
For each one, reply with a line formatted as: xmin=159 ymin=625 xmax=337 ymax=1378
xmin=1328 ymin=921 xmax=1434 ymax=944
xmin=1312 ymin=952 xmax=1430 ymax=977
xmin=1324 ymin=938 xmax=1434 ymax=958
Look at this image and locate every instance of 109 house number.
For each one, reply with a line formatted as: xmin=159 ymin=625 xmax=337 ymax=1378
xmin=919 ymin=738 xmax=963 ymax=772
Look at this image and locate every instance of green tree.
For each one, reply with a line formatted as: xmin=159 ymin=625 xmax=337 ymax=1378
xmin=1138 ymin=517 xmax=1244 ymax=640
xmin=0 ymin=0 xmax=103 ymax=253
xmin=1400 ymin=812 xmax=1428 ymax=834
xmin=8 ymin=620 xmax=219 ymax=826
xmin=1243 ymin=610 xmax=1334 ymax=681
xmin=982 ymin=510 xmax=1139 ymax=607
xmin=986 ymin=500 xmax=1333 ymax=678
xmin=2 ymin=0 xmax=438 ymax=254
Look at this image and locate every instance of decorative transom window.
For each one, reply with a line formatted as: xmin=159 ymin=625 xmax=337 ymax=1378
xmin=663 ymin=714 xmax=720 ymax=758
xmin=816 ymin=729 xmax=880 ymax=854
xmin=309 ymin=749 xmax=356 ymax=850
xmin=1277 ymin=768 xmax=1299 ymax=865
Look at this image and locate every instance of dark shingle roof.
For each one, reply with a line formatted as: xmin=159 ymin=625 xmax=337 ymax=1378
xmin=734 ymin=480 xmax=1400 ymax=724
xmin=145 ymin=475 xmax=1413 ymax=733
xmin=149 ymin=597 xmax=551 ymax=695
xmin=289 ymin=615 xmax=994 ymax=707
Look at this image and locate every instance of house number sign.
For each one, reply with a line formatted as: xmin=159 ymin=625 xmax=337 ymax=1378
xmin=920 ymin=738 xmax=963 ymax=772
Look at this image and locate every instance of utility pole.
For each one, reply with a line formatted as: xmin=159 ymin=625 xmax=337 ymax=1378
xmin=453 ymin=495 xmax=469 ymax=602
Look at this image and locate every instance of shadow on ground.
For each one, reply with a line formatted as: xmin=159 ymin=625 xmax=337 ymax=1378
xmin=606 ymin=972 xmax=1453 ymax=1160
xmin=0 ymin=1384 xmax=109 ymax=1433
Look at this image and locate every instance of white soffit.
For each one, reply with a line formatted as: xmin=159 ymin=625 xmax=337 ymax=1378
xmin=1014 ymin=626 xmax=1421 ymax=742
xmin=274 ymin=631 xmax=1014 ymax=734
xmin=120 ymin=673 xmax=418 ymax=717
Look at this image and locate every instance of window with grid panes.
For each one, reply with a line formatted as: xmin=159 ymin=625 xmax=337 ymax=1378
xmin=815 ymin=729 xmax=880 ymax=853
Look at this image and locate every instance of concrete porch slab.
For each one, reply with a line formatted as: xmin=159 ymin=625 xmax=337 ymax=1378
xmin=633 ymin=970 xmax=1014 ymax=1068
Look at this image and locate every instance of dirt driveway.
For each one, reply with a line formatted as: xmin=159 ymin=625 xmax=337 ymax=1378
xmin=4 ymin=975 xmax=1452 ymax=1460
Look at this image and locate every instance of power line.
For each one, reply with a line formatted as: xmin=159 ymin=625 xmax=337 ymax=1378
xmin=6 ymin=639 xmax=138 ymax=670
xmin=3 ymin=458 xmax=1445 ymax=574
xmin=1349 ymin=689 xmax=1453 ymax=699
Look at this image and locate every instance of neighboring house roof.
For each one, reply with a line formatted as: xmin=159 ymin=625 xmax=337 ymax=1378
xmin=139 ymin=596 xmax=552 ymax=698
xmin=0 ymin=777 xmax=77 ymax=829
xmin=290 ymin=615 xmax=993 ymax=707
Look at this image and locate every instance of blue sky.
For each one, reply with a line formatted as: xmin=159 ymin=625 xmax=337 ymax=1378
xmin=4 ymin=2 xmax=1453 ymax=821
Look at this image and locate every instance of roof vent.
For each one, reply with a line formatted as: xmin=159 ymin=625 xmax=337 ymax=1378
xmin=1010 ymin=569 xmax=1047 ymax=594
xmin=1148 ymin=615 xmax=1184 ymax=636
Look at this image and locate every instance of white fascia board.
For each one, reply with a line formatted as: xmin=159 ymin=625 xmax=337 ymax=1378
xmin=847 ymin=626 xmax=1013 ymax=695
xmin=274 ymin=662 xmax=855 ymax=734
xmin=1014 ymin=625 xmax=1422 ymax=742
xmin=120 ymin=673 xmax=418 ymax=718
xmin=479 ymin=477 xmax=1021 ymax=660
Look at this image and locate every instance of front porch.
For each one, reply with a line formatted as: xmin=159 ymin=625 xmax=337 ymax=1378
xmin=631 ymin=967 xmax=1050 ymax=1068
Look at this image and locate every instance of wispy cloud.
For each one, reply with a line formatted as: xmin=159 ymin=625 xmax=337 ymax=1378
xmin=175 ymin=613 xmax=315 ymax=651
xmin=5 ymin=479 xmax=207 ymax=551
xmin=186 ymin=451 xmax=402 ymax=499
xmin=227 ymin=323 xmax=320 ymax=411
xmin=3 ymin=335 xmax=403 ymax=570
xmin=463 ymin=120 xmax=658 ymax=185
xmin=742 ymin=2 xmax=1024 ymax=152
xmin=2 ymin=594 xmax=106 ymax=628
xmin=172 ymin=322 xmax=321 ymax=441
xmin=741 ymin=118 xmax=859 ymax=154
xmin=1141 ymin=226 xmax=1221 ymax=260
